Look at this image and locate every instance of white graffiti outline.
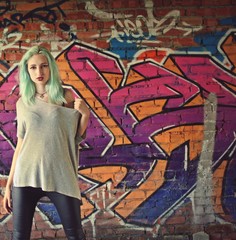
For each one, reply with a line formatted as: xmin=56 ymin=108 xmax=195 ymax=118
xmin=86 ymin=0 xmax=203 ymax=45
xmin=0 ymin=28 xmax=29 ymax=58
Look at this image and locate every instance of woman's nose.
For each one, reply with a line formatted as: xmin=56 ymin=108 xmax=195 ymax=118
xmin=37 ymin=67 xmax=43 ymax=75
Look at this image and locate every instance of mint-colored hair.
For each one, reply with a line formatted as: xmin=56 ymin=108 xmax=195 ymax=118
xmin=19 ymin=45 xmax=66 ymax=105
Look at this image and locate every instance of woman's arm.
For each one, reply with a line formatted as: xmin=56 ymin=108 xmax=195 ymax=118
xmin=64 ymin=89 xmax=90 ymax=137
xmin=74 ymin=98 xmax=90 ymax=136
xmin=3 ymin=137 xmax=23 ymax=214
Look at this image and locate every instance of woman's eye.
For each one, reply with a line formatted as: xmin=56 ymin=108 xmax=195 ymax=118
xmin=43 ymin=64 xmax=48 ymax=68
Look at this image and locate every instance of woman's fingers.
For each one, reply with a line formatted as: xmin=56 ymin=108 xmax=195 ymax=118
xmin=3 ymin=191 xmax=12 ymax=214
xmin=74 ymin=98 xmax=90 ymax=115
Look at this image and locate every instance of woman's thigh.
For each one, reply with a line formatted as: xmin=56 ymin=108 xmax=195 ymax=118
xmin=47 ymin=192 xmax=85 ymax=239
xmin=12 ymin=187 xmax=43 ymax=240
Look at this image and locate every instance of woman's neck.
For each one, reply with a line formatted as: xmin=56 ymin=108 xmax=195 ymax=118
xmin=35 ymin=87 xmax=48 ymax=101
xmin=35 ymin=86 xmax=46 ymax=94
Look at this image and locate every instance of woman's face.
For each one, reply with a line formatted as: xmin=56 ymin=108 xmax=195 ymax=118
xmin=27 ymin=54 xmax=50 ymax=87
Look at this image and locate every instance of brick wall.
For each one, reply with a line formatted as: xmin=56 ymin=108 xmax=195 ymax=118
xmin=0 ymin=0 xmax=236 ymax=239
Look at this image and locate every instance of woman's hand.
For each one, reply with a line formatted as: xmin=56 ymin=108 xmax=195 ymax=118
xmin=2 ymin=137 xmax=23 ymax=215
xmin=3 ymin=186 xmax=12 ymax=214
xmin=74 ymin=98 xmax=90 ymax=117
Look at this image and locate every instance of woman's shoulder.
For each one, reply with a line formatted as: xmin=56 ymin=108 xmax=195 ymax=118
xmin=16 ymin=97 xmax=23 ymax=107
xmin=63 ymin=88 xmax=75 ymax=109
xmin=16 ymin=97 xmax=27 ymax=113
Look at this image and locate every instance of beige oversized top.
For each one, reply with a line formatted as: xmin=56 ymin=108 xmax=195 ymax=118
xmin=13 ymin=97 xmax=83 ymax=200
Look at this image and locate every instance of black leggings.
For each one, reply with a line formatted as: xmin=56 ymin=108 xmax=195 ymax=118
xmin=12 ymin=187 xmax=86 ymax=240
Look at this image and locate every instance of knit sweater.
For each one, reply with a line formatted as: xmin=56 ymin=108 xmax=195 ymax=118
xmin=13 ymin=97 xmax=83 ymax=200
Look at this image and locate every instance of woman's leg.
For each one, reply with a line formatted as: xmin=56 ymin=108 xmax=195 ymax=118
xmin=47 ymin=192 xmax=86 ymax=240
xmin=12 ymin=187 xmax=43 ymax=240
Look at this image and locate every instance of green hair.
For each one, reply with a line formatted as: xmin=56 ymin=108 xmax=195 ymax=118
xmin=19 ymin=45 xmax=66 ymax=105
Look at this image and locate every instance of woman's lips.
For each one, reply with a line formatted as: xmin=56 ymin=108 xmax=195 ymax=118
xmin=37 ymin=77 xmax=43 ymax=81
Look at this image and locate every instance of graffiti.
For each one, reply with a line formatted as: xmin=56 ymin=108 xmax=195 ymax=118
xmin=0 ymin=28 xmax=25 ymax=57
xmin=0 ymin=23 xmax=76 ymax=74
xmin=0 ymin=0 xmax=73 ymax=74
xmin=39 ymin=23 xmax=77 ymax=54
xmin=0 ymin=0 xmax=204 ymax=74
xmin=44 ymin=41 xmax=236 ymax=226
xmin=0 ymin=0 xmax=10 ymax=16
xmin=1 ymin=35 xmax=235 ymax=229
xmin=0 ymin=0 xmax=67 ymax=29
xmin=0 ymin=27 xmax=24 ymax=72
xmin=86 ymin=0 xmax=203 ymax=45
xmin=0 ymin=1 xmax=236 ymax=238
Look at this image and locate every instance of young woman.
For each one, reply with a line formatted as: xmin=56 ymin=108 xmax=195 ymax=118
xmin=2 ymin=45 xmax=90 ymax=240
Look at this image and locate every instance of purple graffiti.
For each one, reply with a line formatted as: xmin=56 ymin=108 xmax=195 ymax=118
xmin=0 ymin=68 xmax=18 ymax=174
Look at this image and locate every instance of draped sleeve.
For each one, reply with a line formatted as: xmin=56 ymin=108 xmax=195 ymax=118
xmin=75 ymin=113 xmax=86 ymax=144
xmin=16 ymin=98 xmax=26 ymax=139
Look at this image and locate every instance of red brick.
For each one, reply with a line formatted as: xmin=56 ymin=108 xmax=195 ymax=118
xmin=202 ymin=0 xmax=232 ymax=5
xmin=35 ymin=220 xmax=51 ymax=230
xmin=15 ymin=2 xmax=43 ymax=11
xmin=0 ymin=232 xmax=11 ymax=240
xmin=166 ymin=216 xmax=186 ymax=225
xmin=42 ymin=229 xmax=57 ymax=238
xmin=30 ymin=230 xmax=43 ymax=240
xmin=6 ymin=219 xmax=13 ymax=232
xmin=56 ymin=228 xmax=66 ymax=238
xmin=4 ymin=102 xmax=16 ymax=111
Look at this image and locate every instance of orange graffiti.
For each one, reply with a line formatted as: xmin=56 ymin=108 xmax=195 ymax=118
xmin=212 ymin=160 xmax=228 ymax=218
xmin=79 ymin=166 xmax=128 ymax=187
xmin=153 ymin=125 xmax=204 ymax=160
xmin=129 ymin=99 xmax=167 ymax=120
